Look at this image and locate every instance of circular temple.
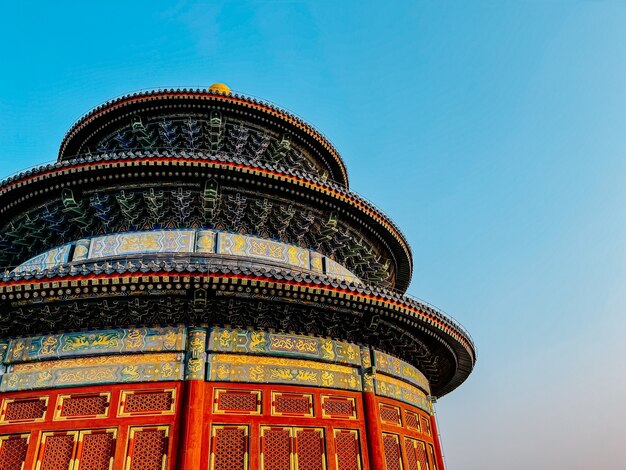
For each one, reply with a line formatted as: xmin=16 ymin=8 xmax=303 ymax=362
xmin=0 ymin=87 xmax=475 ymax=470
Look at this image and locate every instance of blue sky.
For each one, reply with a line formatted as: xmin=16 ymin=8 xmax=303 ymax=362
xmin=2 ymin=1 xmax=626 ymax=468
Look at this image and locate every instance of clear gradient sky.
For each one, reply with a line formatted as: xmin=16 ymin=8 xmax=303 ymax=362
xmin=2 ymin=1 xmax=626 ymax=468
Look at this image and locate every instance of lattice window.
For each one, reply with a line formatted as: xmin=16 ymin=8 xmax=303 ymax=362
xmin=321 ymin=396 xmax=356 ymax=419
xmin=333 ymin=430 xmax=361 ymax=470
xmin=214 ymin=389 xmax=261 ymax=415
xmin=382 ymin=434 xmax=403 ymax=470
xmin=1 ymin=397 xmax=47 ymax=422
xmin=427 ymin=444 xmax=438 ymax=470
xmin=379 ymin=404 xmax=401 ymax=426
xmin=416 ymin=441 xmax=430 ymax=470
xmin=405 ymin=412 xmax=420 ymax=432
xmin=57 ymin=394 xmax=109 ymax=420
xmin=294 ymin=428 xmax=325 ymax=470
xmin=261 ymin=427 xmax=291 ymax=470
xmin=119 ymin=390 xmax=175 ymax=416
xmin=38 ymin=432 xmax=78 ymax=470
xmin=0 ymin=434 xmax=29 ymax=470
xmin=76 ymin=430 xmax=116 ymax=470
xmin=420 ymin=417 xmax=431 ymax=436
xmin=210 ymin=426 xmax=248 ymax=470
xmin=404 ymin=438 xmax=429 ymax=470
xmin=272 ymin=393 xmax=313 ymax=417
xmin=126 ymin=427 xmax=169 ymax=470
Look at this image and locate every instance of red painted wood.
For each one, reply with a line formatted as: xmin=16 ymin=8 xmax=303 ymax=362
xmin=430 ymin=414 xmax=446 ymax=470
xmin=178 ymin=380 xmax=205 ymax=468
xmin=0 ymin=381 xmax=441 ymax=470
xmin=362 ymin=392 xmax=385 ymax=470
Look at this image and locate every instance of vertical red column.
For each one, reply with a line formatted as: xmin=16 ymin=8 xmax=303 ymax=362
xmin=429 ymin=407 xmax=446 ymax=470
xmin=360 ymin=348 xmax=384 ymax=470
xmin=178 ymin=327 xmax=208 ymax=469
xmin=363 ymin=391 xmax=385 ymax=469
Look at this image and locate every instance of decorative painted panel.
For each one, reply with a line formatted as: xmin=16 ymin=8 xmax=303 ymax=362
xmin=12 ymin=244 xmax=71 ymax=274
xmin=324 ymin=258 xmax=360 ymax=284
xmin=1 ymin=353 xmax=183 ymax=392
xmin=374 ymin=375 xmax=431 ymax=413
xmin=373 ymin=351 xmax=430 ymax=394
xmin=209 ymin=328 xmax=361 ymax=367
xmin=195 ymin=230 xmax=217 ymax=254
xmin=88 ymin=229 xmax=195 ymax=259
xmin=72 ymin=239 xmax=91 ymax=262
xmin=185 ymin=328 xmax=207 ymax=380
xmin=5 ymin=326 xmax=185 ymax=364
xmin=309 ymin=251 xmax=324 ymax=274
xmin=13 ymin=229 xmax=361 ymax=282
xmin=207 ymin=354 xmax=362 ymax=392
xmin=218 ymin=232 xmax=310 ymax=269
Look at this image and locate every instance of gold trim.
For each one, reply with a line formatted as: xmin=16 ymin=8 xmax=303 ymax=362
xmin=271 ymin=392 xmax=314 ymax=418
xmin=213 ymin=389 xmax=262 ymax=415
xmin=54 ymin=392 xmax=110 ymax=421
xmin=118 ymin=389 xmax=176 ymax=417
xmin=0 ymin=396 xmax=48 ymax=424
xmin=333 ymin=429 xmax=362 ymax=470
xmin=209 ymin=425 xmax=249 ymax=470
xmin=320 ymin=394 xmax=357 ymax=420
xmin=125 ymin=426 xmax=169 ymax=470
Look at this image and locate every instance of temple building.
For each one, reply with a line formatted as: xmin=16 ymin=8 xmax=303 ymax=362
xmin=0 ymin=84 xmax=475 ymax=469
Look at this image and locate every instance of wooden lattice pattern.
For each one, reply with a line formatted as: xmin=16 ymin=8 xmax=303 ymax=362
xmin=212 ymin=427 xmax=247 ymax=470
xmin=420 ymin=417 xmax=431 ymax=436
xmin=128 ymin=428 xmax=168 ymax=470
xmin=380 ymin=405 xmax=401 ymax=425
xmin=323 ymin=397 xmax=354 ymax=417
xmin=295 ymin=428 xmax=324 ymax=470
xmin=124 ymin=391 xmax=173 ymax=414
xmin=416 ymin=441 xmax=430 ymax=470
xmin=427 ymin=445 xmax=438 ymax=470
xmin=77 ymin=432 xmax=115 ymax=470
xmin=404 ymin=439 xmax=419 ymax=470
xmin=382 ymin=434 xmax=402 ymax=470
xmin=39 ymin=434 xmax=76 ymax=470
xmin=404 ymin=412 xmax=420 ymax=431
xmin=262 ymin=427 xmax=291 ymax=470
xmin=60 ymin=395 xmax=108 ymax=418
xmin=218 ymin=392 xmax=258 ymax=412
xmin=274 ymin=394 xmax=311 ymax=415
xmin=334 ymin=431 xmax=360 ymax=470
xmin=0 ymin=436 xmax=28 ymax=470
xmin=4 ymin=398 xmax=47 ymax=421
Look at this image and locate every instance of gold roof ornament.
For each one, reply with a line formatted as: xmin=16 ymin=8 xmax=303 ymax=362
xmin=208 ymin=82 xmax=231 ymax=95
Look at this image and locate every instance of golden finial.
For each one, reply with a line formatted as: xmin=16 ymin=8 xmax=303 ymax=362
xmin=208 ymin=83 xmax=231 ymax=95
